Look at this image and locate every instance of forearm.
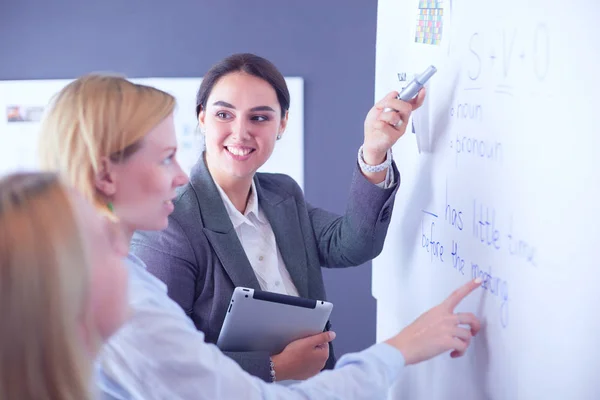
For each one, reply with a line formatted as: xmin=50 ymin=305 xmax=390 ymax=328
xmin=150 ymin=340 xmax=405 ymax=400
xmin=98 ymin=290 xmax=405 ymax=400
xmin=311 ymin=162 xmax=399 ymax=267
xmin=281 ymin=343 xmax=405 ymax=400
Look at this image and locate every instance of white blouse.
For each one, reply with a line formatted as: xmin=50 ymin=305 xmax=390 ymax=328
xmin=213 ymin=155 xmax=396 ymax=297
xmin=214 ymin=180 xmax=299 ymax=296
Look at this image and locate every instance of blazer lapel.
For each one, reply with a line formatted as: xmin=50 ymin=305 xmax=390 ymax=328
xmin=256 ymin=179 xmax=309 ymax=298
xmin=203 ymin=229 xmax=262 ymax=291
xmin=189 ymin=155 xmax=261 ymax=291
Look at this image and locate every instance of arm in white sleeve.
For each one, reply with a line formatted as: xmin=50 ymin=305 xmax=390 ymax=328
xmin=96 ymin=257 xmax=405 ymax=400
xmin=98 ymin=303 xmax=405 ymax=400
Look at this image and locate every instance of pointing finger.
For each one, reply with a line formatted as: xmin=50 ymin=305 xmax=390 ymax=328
xmin=443 ymin=278 xmax=482 ymax=311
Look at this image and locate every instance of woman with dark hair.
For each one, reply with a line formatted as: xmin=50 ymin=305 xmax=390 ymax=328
xmin=38 ymin=71 xmax=481 ymax=400
xmin=132 ymin=53 xmax=427 ymax=381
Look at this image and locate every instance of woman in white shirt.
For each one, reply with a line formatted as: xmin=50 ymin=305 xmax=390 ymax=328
xmin=38 ymin=73 xmax=482 ymax=399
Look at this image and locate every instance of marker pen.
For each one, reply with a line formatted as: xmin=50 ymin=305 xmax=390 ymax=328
xmin=384 ymin=65 xmax=437 ymax=112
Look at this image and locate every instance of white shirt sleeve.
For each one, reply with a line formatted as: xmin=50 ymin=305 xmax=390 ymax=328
xmin=101 ymin=304 xmax=404 ymax=400
xmin=374 ymin=165 xmax=396 ymax=189
xmin=96 ymin=256 xmax=405 ymax=400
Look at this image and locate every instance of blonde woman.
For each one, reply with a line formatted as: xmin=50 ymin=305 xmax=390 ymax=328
xmin=39 ymin=73 xmax=482 ymax=400
xmin=0 ymin=172 xmax=128 ymax=400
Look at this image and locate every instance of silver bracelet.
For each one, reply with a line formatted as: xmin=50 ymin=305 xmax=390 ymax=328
xmin=357 ymin=145 xmax=393 ymax=173
xmin=269 ymin=358 xmax=276 ymax=382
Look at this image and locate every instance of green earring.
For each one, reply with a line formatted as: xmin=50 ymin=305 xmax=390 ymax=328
xmin=107 ymin=202 xmax=114 ymax=213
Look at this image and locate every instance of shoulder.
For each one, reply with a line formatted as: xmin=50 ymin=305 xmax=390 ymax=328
xmin=161 ymin=183 xmax=206 ymax=235
xmin=123 ymin=253 xmax=170 ymax=302
xmin=171 ymin=183 xmax=201 ymax=218
xmin=125 ymin=252 xmax=146 ymax=270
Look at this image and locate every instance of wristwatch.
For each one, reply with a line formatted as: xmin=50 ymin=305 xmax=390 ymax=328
xmin=357 ymin=145 xmax=393 ymax=173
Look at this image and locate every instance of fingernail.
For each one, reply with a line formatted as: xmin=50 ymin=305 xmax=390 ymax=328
xmin=329 ymin=331 xmax=337 ymax=340
xmin=474 ymin=277 xmax=482 ymax=284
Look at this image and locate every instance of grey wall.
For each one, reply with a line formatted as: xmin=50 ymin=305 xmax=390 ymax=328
xmin=0 ymin=0 xmax=379 ymax=357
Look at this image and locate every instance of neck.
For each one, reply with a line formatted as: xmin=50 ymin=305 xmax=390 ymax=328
xmin=205 ymin=153 xmax=253 ymax=214
xmin=120 ymin=222 xmax=135 ymax=246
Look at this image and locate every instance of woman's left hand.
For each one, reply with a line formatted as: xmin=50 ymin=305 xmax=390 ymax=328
xmin=362 ymin=88 xmax=426 ymax=165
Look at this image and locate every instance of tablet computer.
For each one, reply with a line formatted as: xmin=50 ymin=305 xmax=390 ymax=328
xmin=216 ymin=287 xmax=333 ymax=354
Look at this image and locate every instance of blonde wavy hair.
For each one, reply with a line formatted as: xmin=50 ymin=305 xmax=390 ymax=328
xmin=0 ymin=172 xmax=94 ymax=400
xmin=38 ymin=74 xmax=176 ymax=217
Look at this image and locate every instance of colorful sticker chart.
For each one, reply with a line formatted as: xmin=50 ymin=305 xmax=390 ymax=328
xmin=415 ymin=0 xmax=444 ymax=45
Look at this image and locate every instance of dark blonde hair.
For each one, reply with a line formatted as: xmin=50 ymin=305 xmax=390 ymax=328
xmin=38 ymin=73 xmax=176 ymax=218
xmin=0 ymin=172 xmax=93 ymax=399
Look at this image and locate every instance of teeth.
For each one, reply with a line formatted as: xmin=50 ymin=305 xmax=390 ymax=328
xmin=227 ymin=146 xmax=252 ymax=156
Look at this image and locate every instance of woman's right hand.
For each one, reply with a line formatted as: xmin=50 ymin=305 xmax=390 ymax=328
xmin=385 ymin=278 xmax=482 ymax=365
xmin=271 ymin=331 xmax=336 ymax=381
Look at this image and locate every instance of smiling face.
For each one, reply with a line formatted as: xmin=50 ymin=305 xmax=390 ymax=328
xmin=198 ymin=72 xmax=288 ymax=188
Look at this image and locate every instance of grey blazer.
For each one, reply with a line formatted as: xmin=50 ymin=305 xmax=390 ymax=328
xmin=131 ymin=155 xmax=400 ymax=382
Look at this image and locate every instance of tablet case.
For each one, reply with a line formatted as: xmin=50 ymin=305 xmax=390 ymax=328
xmin=217 ymin=287 xmax=333 ymax=354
